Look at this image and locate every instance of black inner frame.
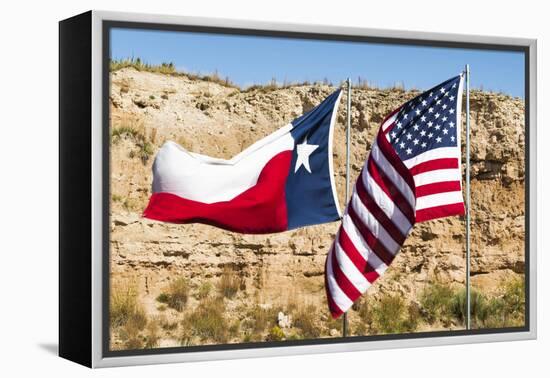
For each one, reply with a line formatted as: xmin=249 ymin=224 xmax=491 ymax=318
xmin=102 ymin=19 xmax=531 ymax=358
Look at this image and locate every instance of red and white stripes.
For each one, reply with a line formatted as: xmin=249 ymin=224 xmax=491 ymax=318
xmin=325 ymin=103 xmax=465 ymax=319
xmin=326 ymin=127 xmax=416 ymax=318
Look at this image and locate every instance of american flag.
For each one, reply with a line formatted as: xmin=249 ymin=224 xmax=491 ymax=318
xmin=325 ymin=75 xmax=465 ymax=318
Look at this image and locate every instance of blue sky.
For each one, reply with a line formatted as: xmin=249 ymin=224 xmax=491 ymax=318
xmin=111 ymin=28 xmax=525 ymax=98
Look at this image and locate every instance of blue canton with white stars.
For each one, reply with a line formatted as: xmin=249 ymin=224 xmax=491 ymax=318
xmin=388 ymin=75 xmax=462 ymax=160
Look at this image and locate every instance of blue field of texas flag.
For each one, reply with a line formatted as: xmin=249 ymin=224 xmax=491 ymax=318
xmin=143 ymin=90 xmax=343 ymax=234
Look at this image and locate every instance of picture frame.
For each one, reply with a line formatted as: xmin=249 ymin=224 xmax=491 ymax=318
xmin=59 ymin=10 xmax=537 ymax=368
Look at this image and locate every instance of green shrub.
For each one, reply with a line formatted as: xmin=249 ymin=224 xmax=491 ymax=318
xmin=502 ymin=277 xmax=525 ymax=316
xmin=267 ymin=326 xmax=285 ymax=341
xmin=420 ymin=278 xmax=525 ymax=329
xmin=111 ymin=125 xmax=143 ymax=143
xmin=450 ymin=288 xmax=489 ymax=327
xmin=420 ymin=282 xmax=456 ymax=323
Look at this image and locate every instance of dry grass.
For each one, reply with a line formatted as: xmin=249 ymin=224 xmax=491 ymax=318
xmin=110 ymin=58 xmax=238 ymax=88
xmin=293 ymin=304 xmax=321 ymax=339
xmin=144 ymin=319 xmax=161 ymax=349
xmin=156 ymin=277 xmax=190 ymax=312
xmin=110 ymin=280 xmax=148 ymax=350
xmin=217 ymin=266 xmax=245 ymax=299
xmin=266 ymin=326 xmax=285 ymax=341
xmin=182 ymin=297 xmax=229 ymax=344
xmin=243 ymin=305 xmax=280 ymax=337
xmin=110 ymin=281 xmax=147 ymax=328
xmin=111 ymin=114 xmax=154 ymax=165
xmin=420 ymin=277 xmax=526 ymax=329
xmin=370 ymin=295 xmax=418 ymax=334
xmin=420 ymin=282 xmax=456 ymax=325
xmin=194 ymin=281 xmax=213 ymax=300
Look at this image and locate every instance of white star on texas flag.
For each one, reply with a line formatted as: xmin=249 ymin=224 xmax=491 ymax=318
xmin=294 ymin=137 xmax=318 ymax=173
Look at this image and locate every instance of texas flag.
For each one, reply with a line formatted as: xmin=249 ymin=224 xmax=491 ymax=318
xmin=143 ymin=90 xmax=343 ymax=234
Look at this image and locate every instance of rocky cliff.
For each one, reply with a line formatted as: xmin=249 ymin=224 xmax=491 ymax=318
xmin=108 ymin=68 xmax=525 ymax=348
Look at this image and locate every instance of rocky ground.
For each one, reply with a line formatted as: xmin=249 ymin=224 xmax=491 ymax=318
xmin=108 ymin=67 xmax=525 ymax=350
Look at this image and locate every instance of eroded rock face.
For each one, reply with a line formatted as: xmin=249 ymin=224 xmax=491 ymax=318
xmin=109 ymin=68 xmax=525 ymax=341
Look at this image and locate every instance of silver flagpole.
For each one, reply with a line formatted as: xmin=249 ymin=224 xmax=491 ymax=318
xmin=342 ymin=77 xmax=352 ymax=337
xmin=465 ymin=65 xmax=471 ymax=330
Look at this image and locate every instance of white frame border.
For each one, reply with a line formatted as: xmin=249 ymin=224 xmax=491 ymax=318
xmin=91 ymin=10 xmax=537 ymax=368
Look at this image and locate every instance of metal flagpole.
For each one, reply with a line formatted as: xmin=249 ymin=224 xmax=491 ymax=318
xmin=465 ymin=65 xmax=471 ymax=330
xmin=342 ymin=77 xmax=352 ymax=337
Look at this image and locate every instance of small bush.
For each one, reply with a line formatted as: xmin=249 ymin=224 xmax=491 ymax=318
xmin=119 ymin=318 xmax=145 ymax=350
xmin=244 ymin=305 xmax=279 ymax=335
xmin=156 ymin=277 xmax=190 ymax=311
xmin=502 ymin=277 xmax=525 ymax=316
xmin=419 ymin=278 xmax=525 ymax=329
xmin=144 ymin=320 xmax=161 ymax=349
xmin=134 ymin=140 xmax=154 ymax=165
xmin=229 ymin=321 xmax=241 ymax=339
xmin=194 ymin=281 xmax=212 ymax=300
xmin=293 ymin=304 xmax=321 ymax=339
xmin=183 ymin=298 xmax=228 ymax=343
xmin=267 ymin=326 xmax=285 ymax=341
xmin=111 ymin=194 xmax=123 ymax=203
xmin=352 ymin=298 xmax=373 ymax=335
xmin=217 ymin=266 xmax=244 ymax=299
xmin=371 ymin=295 xmax=417 ymax=334
xmin=159 ymin=316 xmax=178 ymax=331
xmin=110 ymin=58 xmax=238 ymax=88
xmin=111 ymin=125 xmax=142 ymax=143
xmin=420 ymin=282 xmax=456 ymax=323
xmin=110 ymin=282 xmax=147 ymax=329
xmin=450 ymin=288 xmax=489 ymax=327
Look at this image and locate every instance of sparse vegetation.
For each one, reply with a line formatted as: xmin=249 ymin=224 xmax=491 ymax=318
xmin=419 ymin=278 xmax=525 ymax=329
xmin=111 ymin=124 xmax=143 ymax=143
xmin=111 ymin=114 xmax=155 ymax=165
xmin=182 ymin=297 xmax=228 ymax=343
xmin=156 ymin=277 xmax=190 ymax=311
xmin=370 ymin=295 xmax=418 ymax=334
xmin=107 ymin=65 xmax=524 ymax=350
xmin=267 ymin=326 xmax=285 ymax=341
xmin=144 ymin=320 xmax=161 ymax=348
xmin=243 ymin=305 xmax=280 ymax=337
xmin=194 ymin=281 xmax=213 ymax=300
xmin=135 ymin=139 xmax=154 ymax=165
xmin=217 ymin=266 xmax=245 ymax=299
xmin=110 ymin=281 xmax=148 ymax=350
xmin=110 ymin=58 xmax=238 ymax=88
xmin=293 ymin=304 xmax=321 ymax=339
xmin=352 ymin=297 xmax=373 ymax=335
xmin=111 ymin=194 xmax=123 ymax=203
xmin=420 ymin=282 xmax=456 ymax=324
xmin=110 ymin=281 xmax=147 ymax=328
xmin=110 ymin=58 xmax=177 ymax=74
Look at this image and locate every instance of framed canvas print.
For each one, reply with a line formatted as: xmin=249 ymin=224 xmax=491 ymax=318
xmin=59 ymin=10 xmax=537 ymax=368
